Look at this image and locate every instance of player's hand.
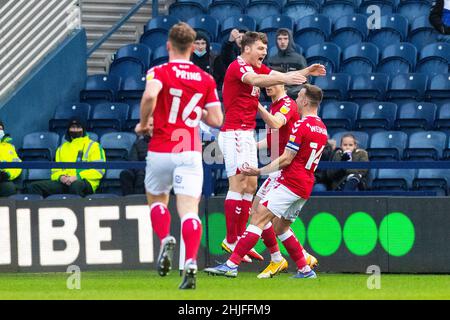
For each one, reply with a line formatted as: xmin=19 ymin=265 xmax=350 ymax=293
xmin=306 ymin=64 xmax=326 ymax=77
xmin=229 ymin=29 xmax=240 ymax=42
xmin=135 ymin=123 xmax=151 ymax=136
xmin=284 ymin=72 xmax=307 ymax=85
xmin=241 ymin=166 xmax=260 ymax=176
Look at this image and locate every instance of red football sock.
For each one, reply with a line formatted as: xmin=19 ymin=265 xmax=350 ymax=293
xmin=261 ymin=222 xmax=280 ymax=254
xmin=224 ymin=191 xmax=243 ymax=244
xmin=181 ymin=213 xmax=202 ymax=263
xmin=229 ymin=225 xmax=262 ymax=265
xmin=278 ymin=229 xmax=307 ymax=269
xmin=238 ymin=193 xmax=253 ymax=236
xmin=150 ymin=202 xmax=171 ymax=243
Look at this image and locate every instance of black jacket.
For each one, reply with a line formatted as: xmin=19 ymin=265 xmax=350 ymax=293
xmin=191 ymin=31 xmax=214 ymax=75
xmin=429 ymin=0 xmax=450 ymax=35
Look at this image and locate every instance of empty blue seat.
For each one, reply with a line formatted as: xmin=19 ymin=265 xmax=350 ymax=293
xmin=341 ymin=42 xmax=379 ymax=75
xmin=395 ymin=102 xmax=437 ymax=131
xmin=408 ymin=15 xmax=439 ymax=50
xmin=87 ymin=193 xmax=121 ymax=199
xmin=140 ymin=29 xmax=168 ymax=51
xmin=425 ymin=74 xmax=450 ymax=101
xmin=150 ymin=45 xmax=169 ymax=67
xmin=293 ymin=14 xmax=331 ymax=50
xmin=386 ymin=73 xmax=428 ymax=102
xmin=80 ymin=74 xmax=121 ymax=104
xmin=320 ymin=101 xmax=359 ymax=130
xmin=46 ymin=194 xmax=82 ymax=200
xmin=168 ymin=0 xmax=208 ymax=21
xmin=8 ymin=194 xmax=44 ymax=201
xmin=245 ymin=0 xmax=281 ymax=25
xmin=306 ymin=42 xmax=341 ymax=73
xmin=221 ymin=15 xmax=256 ymax=41
xmin=348 ymin=73 xmax=388 ymax=101
xmin=124 ymin=102 xmax=141 ymax=131
xmin=416 ymin=42 xmax=450 ymax=75
xmin=356 ymin=102 xmax=397 ymax=130
xmin=117 ymin=75 xmax=146 ymax=104
xmin=332 ymin=131 xmax=369 ymax=149
xmin=413 ymin=169 xmax=450 ymax=196
xmin=208 ymin=0 xmax=243 ymax=23
xmin=49 ymin=103 xmax=91 ymax=136
xmin=24 ymin=169 xmax=52 ymax=191
xmin=434 ymin=103 xmax=450 ymax=132
xmin=109 ymin=44 xmax=152 ymax=81
xmin=368 ymin=131 xmax=408 ymax=161
xmin=88 ymin=103 xmax=130 ymax=136
xmin=377 ymin=43 xmax=417 ymax=76
xmin=321 ymin=0 xmax=356 ymax=24
xmin=19 ymin=132 xmax=60 ymax=161
xmin=359 ymin=0 xmax=395 ymax=16
xmin=397 ymin=0 xmax=432 ymax=24
xmin=372 ymin=169 xmax=416 ymax=191
xmin=187 ymin=15 xmax=219 ymax=42
xmin=100 ymin=132 xmax=137 ymax=161
xmin=259 ymin=15 xmax=294 ymax=48
xmin=313 ymin=73 xmax=350 ymax=100
xmin=404 ymin=131 xmax=447 ymax=160
xmin=330 ymin=14 xmax=368 ymax=49
xmin=98 ymin=169 xmax=124 ymax=196
xmin=283 ymin=1 xmax=319 ymax=21
xmin=144 ymin=15 xmax=180 ymax=32
xmin=368 ymin=14 xmax=408 ymax=50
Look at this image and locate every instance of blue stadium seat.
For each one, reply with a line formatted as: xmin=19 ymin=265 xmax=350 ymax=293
xmin=321 ymin=0 xmax=356 ymax=24
xmin=368 ymin=131 xmax=408 ymax=161
xmin=245 ymin=0 xmax=281 ymax=25
xmin=416 ymin=42 xmax=450 ymax=75
xmin=394 ymin=102 xmax=437 ymax=131
xmin=397 ymin=0 xmax=432 ymax=24
xmin=313 ymin=73 xmax=350 ymax=100
xmin=377 ymin=43 xmax=417 ymax=76
xmin=434 ymin=103 xmax=450 ymax=133
xmin=88 ymin=103 xmax=130 ymax=136
xmin=124 ymin=102 xmax=141 ymax=132
xmin=8 ymin=194 xmax=44 ymax=201
xmin=259 ymin=15 xmax=294 ymax=48
xmin=367 ymin=14 xmax=408 ymax=50
xmin=80 ymin=74 xmax=121 ymax=105
xmin=98 ymin=169 xmax=124 ymax=196
xmin=408 ymin=15 xmax=440 ymax=50
xmin=425 ymin=74 xmax=450 ymax=101
xmin=150 ymin=45 xmax=169 ymax=67
xmin=413 ymin=169 xmax=450 ymax=196
xmin=386 ymin=73 xmax=428 ymax=102
xmin=359 ymin=0 xmax=395 ymax=16
xmin=46 ymin=194 xmax=82 ymax=200
xmin=282 ymin=1 xmax=320 ymax=22
xmin=332 ymin=131 xmax=370 ymax=149
xmin=144 ymin=15 xmax=180 ymax=32
xmin=208 ymin=0 xmax=243 ymax=24
xmin=109 ymin=44 xmax=152 ymax=81
xmin=87 ymin=193 xmax=121 ymax=199
xmin=117 ymin=75 xmax=146 ymax=105
xmin=100 ymin=132 xmax=137 ymax=161
xmin=140 ymin=29 xmax=168 ymax=51
xmin=372 ymin=169 xmax=416 ymax=191
xmin=356 ymin=102 xmax=397 ymax=130
xmin=330 ymin=14 xmax=368 ymax=49
xmin=404 ymin=131 xmax=447 ymax=161
xmin=348 ymin=73 xmax=389 ymax=101
xmin=320 ymin=101 xmax=359 ymax=131
xmin=341 ymin=42 xmax=379 ymax=75
xmin=19 ymin=132 xmax=60 ymax=161
xmin=49 ymin=103 xmax=91 ymax=136
xmin=209 ymin=42 xmax=222 ymax=56
xmin=293 ymin=14 xmax=331 ymax=50
xmin=306 ymin=42 xmax=341 ymax=73
xmin=168 ymin=0 xmax=208 ymax=21
xmin=220 ymin=15 xmax=257 ymax=42
xmin=23 ymin=169 xmax=52 ymax=191
xmin=187 ymin=15 xmax=220 ymax=42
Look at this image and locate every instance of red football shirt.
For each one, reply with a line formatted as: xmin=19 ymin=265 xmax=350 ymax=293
xmin=278 ymin=115 xmax=328 ymax=199
xmin=146 ymin=60 xmax=220 ymax=153
xmin=266 ymin=95 xmax=300 ymax=160
xmin=221 ymin=56 xmax=272 ymax=131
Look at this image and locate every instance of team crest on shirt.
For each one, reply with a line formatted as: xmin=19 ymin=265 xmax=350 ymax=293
xmin=146 ymin=71 xmax=155 ymax=81
xmin=289 ymin=135 xmax=296 ymax=142
xmin=280 ymin=105 xmax=290 ymax=115
xmin=175 ymin=175 xmax=183 ymax=184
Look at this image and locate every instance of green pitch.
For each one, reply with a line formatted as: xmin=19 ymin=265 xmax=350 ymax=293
xmin=0 ymin=271 xmax=448 ymax=300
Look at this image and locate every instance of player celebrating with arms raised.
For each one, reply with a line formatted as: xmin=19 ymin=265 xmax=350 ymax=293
xmin=135 ymin=22 xmax=223 ymax=290
xmin=218 ymin=31 xmax=326 ymax=262
xmin=206 ymin=84 xmax=327 ymax=279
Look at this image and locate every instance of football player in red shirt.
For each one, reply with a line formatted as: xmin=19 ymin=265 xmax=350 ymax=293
xmin=135 ymin=22 xmax=223 ymax=289
xmin=206 ymin=84 xmax=327 ymax=279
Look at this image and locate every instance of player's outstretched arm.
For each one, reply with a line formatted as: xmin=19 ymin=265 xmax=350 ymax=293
xmin=296 ymin=63 xmax=327 ymax=77
xmin=202 ymin=105 xmax=224 ymax=128
xmin=243 ymin=72 xmax=307 ymax=88
xmin=242 ymin=149 xmax=297 ymax=176
xmin=258 ymin=103 xmax=285 ymax=129
xmin=136 ymin=80 xmax=161 ymax=135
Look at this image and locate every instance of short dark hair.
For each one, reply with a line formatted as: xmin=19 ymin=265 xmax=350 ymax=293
xmin=303 ymin=84 xmax=323 ymax=107
xmin=168 ymin=22 xmax=196 ymax=53
xmin=241 ymin=31 xmax=268 ymax=50
xmin=276 ymin=29 xmax=290 ymax=38
xmin=340 ymin=134 xmax=358 ymax=146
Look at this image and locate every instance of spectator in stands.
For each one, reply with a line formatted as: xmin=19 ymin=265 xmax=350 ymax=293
xmin=191 ymin=31 xmax=214 ymax=75
xmin=267 ymin=28 xmax=308 ymax=99
xmin=120 ymin=118 xmax=153 ymax=196
xmin=326 ymin=134 xmax=369 ymax=191
xmin=28 ymin=118 xmax=105 ymax=197
xmin=0 ymin=120 xmax=22 ymax=197
xmin=429 ymin=0 xmax=450 ymax=42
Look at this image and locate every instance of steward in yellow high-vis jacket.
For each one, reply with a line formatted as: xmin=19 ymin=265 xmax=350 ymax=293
xmin=28 ymin=118 xmax=106 ymax=197
xmin=0 ymin=120 xmax=22 ymax=197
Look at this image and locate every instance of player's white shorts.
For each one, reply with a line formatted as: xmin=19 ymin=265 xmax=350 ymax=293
xmin=218 ymin=130 xmax=257 ymax=178
xmin=144 ymin=151 xmax=203 ymax=198
xmin=261 ymin=183 xmax=307 ymax=222
xmin=256 ymin=170 xmax=281 ymax=199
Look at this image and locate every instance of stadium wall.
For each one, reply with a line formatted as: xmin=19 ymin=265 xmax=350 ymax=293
xmin=0 ymin=196 xmax=449 ymax=274
xmin=0 ymin=29 xmax=87 ymax=148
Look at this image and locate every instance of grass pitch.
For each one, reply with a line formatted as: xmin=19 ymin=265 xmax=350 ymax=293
xmin=0 ymin=271 xmax=449 ymax=300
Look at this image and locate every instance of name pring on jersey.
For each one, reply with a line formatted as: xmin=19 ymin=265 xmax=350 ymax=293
xmin=172 ymin=66 xmax=202 ymax=81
